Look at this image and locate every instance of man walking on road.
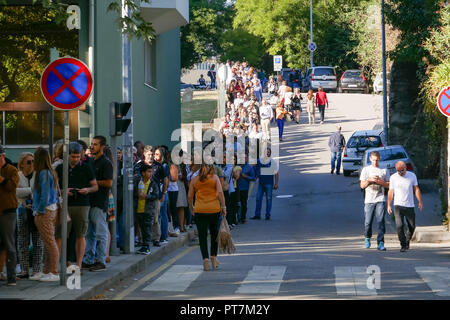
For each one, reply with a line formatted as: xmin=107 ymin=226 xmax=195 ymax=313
xmin=387 ymin=161 xmax=423 ymax=252
xmin=328 ymin=126 xmax=346 ymax=175
xmin=360 ymin=151 xmax=390 ymax=251
xmin=315 ymin=86 xmax=328 ymax=124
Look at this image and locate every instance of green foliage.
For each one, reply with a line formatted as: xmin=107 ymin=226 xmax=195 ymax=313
xmin=233 ymin=0 xmax=373 ymax=74
xmin=384 ymin=0 xmax=440 ymax=64
xmin=107 ymin=0 xmax=155 ymax=42
xmin=219 ymin=28 xmax=267 ymax=68
xmin=0 ymin=5 xmax=78 ymax=102
xmin=181 ymin=0 xmax=234 ymax=69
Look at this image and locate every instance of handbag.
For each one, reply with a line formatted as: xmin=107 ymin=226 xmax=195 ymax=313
xmin=217 ymin=218 xmax=236 ymax=254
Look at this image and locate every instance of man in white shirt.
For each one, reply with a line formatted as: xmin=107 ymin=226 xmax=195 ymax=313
xmin=360 ymin=151 xmax=390 ymax=251
xmin=387 ymin=161 xmax=423 ymax=252
xmin=259 ymin=100 xmax=273 ymax=141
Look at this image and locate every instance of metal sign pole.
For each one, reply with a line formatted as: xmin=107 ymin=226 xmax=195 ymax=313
xmin=310 ymin=0 xmax=314 ymax=68
xmin=60 ymin=111 xmax=69 ymax=285
xmin=122 ymin=1 xmax=134 ymax=254
xmin=381 ymin=0 xmax=389 ymax=144
xmin=110 ymin=135 xmax=120 ymax=256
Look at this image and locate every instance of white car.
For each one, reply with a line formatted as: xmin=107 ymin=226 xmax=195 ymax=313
xmin=373 ymin=72 xmax=390 ymax=94
xmin=359 ymin=145 xmax=416 ymax=176
xmin=342 ymin=129 xmax=384 ymax=176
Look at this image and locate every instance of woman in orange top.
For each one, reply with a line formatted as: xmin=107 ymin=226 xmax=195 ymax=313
xmin=188 ymin=164 xmax=226 ymax=271
xmin=275 ymin=102 xmax=291 ymax=141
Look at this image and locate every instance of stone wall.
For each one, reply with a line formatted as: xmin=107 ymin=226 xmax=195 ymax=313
xmin=388 ymin=61 xmax=430 ymax=178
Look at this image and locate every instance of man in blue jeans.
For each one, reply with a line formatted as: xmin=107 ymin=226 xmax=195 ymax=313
xmin=251 ymin=148 xmax=279 ymax=220
xmin=328 ymin=125 xmax=346 ymax=175
xmin=360 ymin=151 xmax=390 ymax=251
xmin=82 ymin=136 xmax=113 ymax=272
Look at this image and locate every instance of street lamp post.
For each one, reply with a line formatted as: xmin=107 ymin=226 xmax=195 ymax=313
xmin=381 ymin=0 xmax=389 ymax=144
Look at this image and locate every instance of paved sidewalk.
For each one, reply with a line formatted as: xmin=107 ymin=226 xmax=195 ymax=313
xmin=0 ymin=229 xmax=197 ymax=300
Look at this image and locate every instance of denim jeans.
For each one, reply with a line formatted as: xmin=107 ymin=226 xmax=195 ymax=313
xmin=364 ymin=202 xmax=386 ymax=244
xmin=83 ymin=207 xmax=108 ymax=265
xmin=0 ymin=212 xmax=17 ymax=282
xmin=331 ymin=152 xmax=342 ymax=173
xmin=254 ymin=184 xmax=273 ymax=218
xmin=276 ymin=119 xmax=285 ymax=139
xmin=159 ymin=193 xmax=169 ymax=241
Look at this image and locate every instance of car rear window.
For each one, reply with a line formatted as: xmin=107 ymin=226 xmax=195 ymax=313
xmin=314 ymin=68 xmax=335 ymax=76
xmin=347 ymin=135 xmax=382 ymax=149
xmin=366 ymin=148 xmax=407 ymax=164
xmin=344 ymin=71 xmax=362 ymax=79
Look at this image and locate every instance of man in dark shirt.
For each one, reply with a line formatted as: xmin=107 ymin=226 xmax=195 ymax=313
xmin=82 ymin=136 xmax=113 ymax=272
xmin=328 ymin=125 xmax=346 ymax=175
xmin=56 ymin=142 xmax=98 ymax=269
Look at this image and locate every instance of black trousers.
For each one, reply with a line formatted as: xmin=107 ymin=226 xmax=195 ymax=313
xmin=0 ymin=212 xmax=17 ymax=282
xmin=195 ymin=213 xmax=219 ymax=260
xmin=393 ymin=206 xmax=416 ymax=247
xmin=227 ymin=191 xmax=239 ymax=225
xmin=168 ymin=191 xmax=180 ymax=229
xmin=239 ymin=190 xmax=249 ymax=222
xmin=318 ymin=105 xmax=326 ymax=121
xmin=137 ymin=210 xmax=154 ymax=247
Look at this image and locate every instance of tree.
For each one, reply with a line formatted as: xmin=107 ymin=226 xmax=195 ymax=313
xmin=0 ymin=5 xmax=78 ymax=102
xmin=180 ymin=0 xmax=234 ymax=70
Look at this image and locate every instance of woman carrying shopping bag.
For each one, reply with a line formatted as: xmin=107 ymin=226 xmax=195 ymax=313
xmin=188 ymin=164 xmax=226 ymax=271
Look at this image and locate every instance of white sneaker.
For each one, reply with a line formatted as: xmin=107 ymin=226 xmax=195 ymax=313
xmin=39 ymin=273 xmax=60 ymax=282
xmin=30 ymin=272 xmax=46 ymax=281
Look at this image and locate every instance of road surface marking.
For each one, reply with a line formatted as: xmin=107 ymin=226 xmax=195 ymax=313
xmin=415 ymin=267 xmax=450 ymax=296
xmin=112 ymin=245 xmax=197 ymax=300
xmin=142 ymin=265 xmax=203 ymax=292
xmin=236 ymin=266 xmax=286 ymax=294
xmin=334 ymin=267 xmax=378 ymax=296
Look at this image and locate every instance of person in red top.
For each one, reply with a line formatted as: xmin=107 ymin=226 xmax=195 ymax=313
xmin=315 ymin=86 xmax=329 ymax=124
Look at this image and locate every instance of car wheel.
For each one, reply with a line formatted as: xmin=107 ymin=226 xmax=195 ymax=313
xmin=343 ymin=170 xmax=351 ymax=177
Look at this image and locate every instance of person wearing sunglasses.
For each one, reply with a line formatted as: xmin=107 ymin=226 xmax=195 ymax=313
xmin=387 ymin=161 xmax=423 ymax=252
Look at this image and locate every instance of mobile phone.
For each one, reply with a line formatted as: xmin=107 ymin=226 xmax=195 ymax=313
xmin=26 ymin=199 xmax=32 ymax=205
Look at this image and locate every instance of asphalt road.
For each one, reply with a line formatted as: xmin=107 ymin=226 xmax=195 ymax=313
xmin=106 ymin=93 xmax=449 ymax=301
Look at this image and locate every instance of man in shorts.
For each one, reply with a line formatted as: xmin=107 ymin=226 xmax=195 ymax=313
xmin=56 ymin=142 xmax=98 ymax=269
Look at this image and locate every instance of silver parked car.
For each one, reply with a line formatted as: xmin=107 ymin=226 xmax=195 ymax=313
xmin=305 ymin=66 xmax=338 ymax=92
xmin=359 ymin=145 xmax=416 ymax=176
xmin=342 ymin=129 xmax=384 ymax=176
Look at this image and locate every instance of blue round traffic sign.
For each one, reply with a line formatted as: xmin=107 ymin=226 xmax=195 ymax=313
xmin=308 ymin=42 xmax=317 ymax=52
xmin=437 ymin=86 xmax=450 ymax=117
xmin=41 ymin=57 xmax=93 ymax=110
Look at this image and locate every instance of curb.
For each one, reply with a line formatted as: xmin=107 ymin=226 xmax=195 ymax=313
xmin=53 ymin=229 xmax=197 ymax=300
xmin=412 ymin=226 xmax=450 ymax=243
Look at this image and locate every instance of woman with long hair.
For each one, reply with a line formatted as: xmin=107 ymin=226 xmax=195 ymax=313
xmin=16 ymin=152 xmax=44 ymax=280
xmin=227 ymin=80 xmax=236 ymax=103
xmin=155 ymin=146 xmax=170 ymax=242
xmin=306 ymin=89 xmax=316 ymax=125
xmin=32 ymin=147 xmax=60 ymax=281
xmin=188 ymin=164 xmax=226 ymax=271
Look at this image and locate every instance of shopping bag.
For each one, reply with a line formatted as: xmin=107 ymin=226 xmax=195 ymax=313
xmin=217 ymin=218 xmax=236 ymax=254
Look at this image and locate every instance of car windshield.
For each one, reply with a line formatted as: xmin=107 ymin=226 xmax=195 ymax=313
xmin=347 ymin=135 xmax=382 ymax=149
xmin=366 ymin=148 xmax=407 ymax=164
xmin=344 ymin=71 xmax=362 ymax=79
xmin=314 ymin=68 xmax=334 ymax=76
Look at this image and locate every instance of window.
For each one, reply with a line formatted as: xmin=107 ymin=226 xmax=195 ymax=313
xmin=347 ymin=136 xmax=382 ymax=149
xmin=1 ymin=110 xmax=78 ymax=146
xmin=145 ymin=39 xmax=157 ymax=88
xmin=314 ymin=68 xmax=335 ymax=76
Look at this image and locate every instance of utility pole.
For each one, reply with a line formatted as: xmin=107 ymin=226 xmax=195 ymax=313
xmin=122 ymin=0 xmax=134 ymax=254
xmin=381 ymin=0 xmax=389 ymax=144
xmin=310 ymin=0 xmax=314 ymax=68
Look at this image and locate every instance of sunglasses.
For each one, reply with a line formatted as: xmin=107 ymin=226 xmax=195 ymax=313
xmin=397 ymin=168 xmax=406 ymax=173
xmin=26 ymin=160 xmax=34 ymax=165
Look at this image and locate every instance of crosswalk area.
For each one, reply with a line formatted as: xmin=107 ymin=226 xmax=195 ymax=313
xmin=135 ymin=264 xmax=450 ymax=298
